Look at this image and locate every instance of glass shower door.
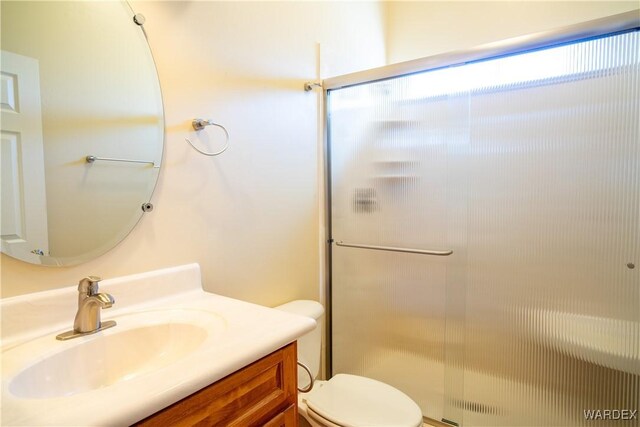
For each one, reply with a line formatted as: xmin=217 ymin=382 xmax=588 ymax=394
xmin=458 ymin=31 xmax=640 ymax=426
xmin=328 ymin=77 xmax=469 ymax=422
xmin=328 ymin=28 xmax=639 ymax=426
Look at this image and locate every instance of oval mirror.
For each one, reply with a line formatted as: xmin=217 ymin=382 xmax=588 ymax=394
xmin=1 ymin=1 xmax=164 ymax=266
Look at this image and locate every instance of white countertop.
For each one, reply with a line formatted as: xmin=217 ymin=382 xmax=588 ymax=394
xmin=1 ymin=264 xmax=316 ymax=426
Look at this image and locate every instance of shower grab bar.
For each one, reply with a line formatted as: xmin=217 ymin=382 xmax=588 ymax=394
xmin=335 ymin=240 xmax=453 ymax=256
xmin=86 ymin=155 xmax=158 ymax=168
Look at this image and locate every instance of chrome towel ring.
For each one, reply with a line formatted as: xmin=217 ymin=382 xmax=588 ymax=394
xmin=185 ymin=118 xmax=230 ymax=156
xmin=297 ymin=361 xmax=314 ymax=393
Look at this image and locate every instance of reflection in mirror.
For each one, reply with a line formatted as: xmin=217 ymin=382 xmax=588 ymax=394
xmin=0 ymin=1 xmax=164 ymax=266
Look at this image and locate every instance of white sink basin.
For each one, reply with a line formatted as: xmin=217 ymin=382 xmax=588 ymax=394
xmin=1 ymin=264 xmax=316 ymax=426
xmin=3 ymin=308 xmax=226 ymax=399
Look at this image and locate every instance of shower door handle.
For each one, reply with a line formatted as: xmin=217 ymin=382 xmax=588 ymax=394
xmin=334 ymin=241 xmax=453 ymax=256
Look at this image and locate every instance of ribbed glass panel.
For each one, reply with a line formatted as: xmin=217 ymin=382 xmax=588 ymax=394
xmin=329 ymin=30 xmax=639 ymax=426
xmin=329 ymin=75 xmax=467 ymax=422
xmin=460 ymin=31 xmax=640 ymax=426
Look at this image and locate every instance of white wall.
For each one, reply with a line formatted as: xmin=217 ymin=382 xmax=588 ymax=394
xmin=385 ymin=1 xmax=638 ymax=64
xmin=0 ymin=1 xmax=386 ymax=304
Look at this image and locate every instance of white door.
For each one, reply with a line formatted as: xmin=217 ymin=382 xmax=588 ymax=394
xmin=1 ymin=50 xmax=49 ymax=262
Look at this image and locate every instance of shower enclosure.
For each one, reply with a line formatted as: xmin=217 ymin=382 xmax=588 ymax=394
xmin=326 ymin=12 xmax=639 ymax=426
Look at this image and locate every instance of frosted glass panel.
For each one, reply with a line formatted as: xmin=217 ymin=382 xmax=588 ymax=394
xmin=329 ymin=30 xmax=639 ymax=426
xmin=460 ymin=31 xmax=640 ymax=426
xmin=329 ymin=77 xmax=468 ymax=422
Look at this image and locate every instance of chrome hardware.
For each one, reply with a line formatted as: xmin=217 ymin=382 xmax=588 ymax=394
xmin=304 ymin=81 xmax=322 ymax=91
xmin=335 ymin=241 xmax=453 ymax=256
xmin=141 ymin=202 xmax=154 ymax=212
xmin=56 ymin=276 xmax=116 ymax=341
xmin=191 ymin=118 xmax=213 ymax=131
xmin=297 ymin=361 xmax=314 ymax=393
xmin=133 ymin=14 xmax=146 ymax=26
xmin=86 ymin=155 xmax=158 ymax=168
xmin=133 ymin=13 xmax=148 ymax=39
xmin=185 ymin=118 xmax=230 ymax=156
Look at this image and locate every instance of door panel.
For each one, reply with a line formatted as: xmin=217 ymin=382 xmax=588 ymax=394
xmin=1 ymin=50 xmax=48 ymax=262
xmin=329 ymin=78 xmax=468 ymax=421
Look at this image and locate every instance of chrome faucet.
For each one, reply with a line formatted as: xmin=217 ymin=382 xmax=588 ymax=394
xmin=56 ymin=276 xmax=117 ymax=340
xmin=74 ymin=276 xmax=114 ymax=332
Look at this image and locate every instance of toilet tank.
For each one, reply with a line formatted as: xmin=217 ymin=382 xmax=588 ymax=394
xmin=275 ymin=300 xmax=324 ymax=387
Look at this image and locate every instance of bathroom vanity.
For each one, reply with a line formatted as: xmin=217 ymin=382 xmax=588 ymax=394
xmin=136 ymin=342 xmax=297 ymax=426
xmin=1 ymin=264 xmax=314 ymax=426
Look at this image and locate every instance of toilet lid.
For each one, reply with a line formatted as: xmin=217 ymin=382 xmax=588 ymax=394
xmin=305 ymin=374 xmax=423 ymax=427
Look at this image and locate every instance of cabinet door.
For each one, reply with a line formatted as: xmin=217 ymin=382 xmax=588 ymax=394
xmin=135 ymin=342 xmax=297 ymax=427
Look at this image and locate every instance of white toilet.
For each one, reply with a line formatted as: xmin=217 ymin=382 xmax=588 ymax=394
xmin=276 ymin=300 xmax=423 ymax=427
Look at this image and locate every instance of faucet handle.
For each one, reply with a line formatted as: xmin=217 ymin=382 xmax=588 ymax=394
xmin=78 ymin=276 xmax=102 ymax=295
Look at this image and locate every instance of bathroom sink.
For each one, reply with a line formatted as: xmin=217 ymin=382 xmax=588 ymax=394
xmin=3 ymin=308 xmax=226 ymax=399
xmin=1 ymin=264 xmax=316 ymax=426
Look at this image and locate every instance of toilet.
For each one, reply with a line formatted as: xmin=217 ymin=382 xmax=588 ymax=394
xmin=276 ymin=300 xmax=423 ymax=427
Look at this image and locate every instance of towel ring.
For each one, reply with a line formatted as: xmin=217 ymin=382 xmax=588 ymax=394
xmin=185 ymin=118 xmax=230 ymax=156
xmin=297 ymin=361 xmax=314 ymax=393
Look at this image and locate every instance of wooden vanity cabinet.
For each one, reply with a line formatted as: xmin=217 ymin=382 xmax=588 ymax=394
xmin=135 ymin=342 xmax=298 ymax=427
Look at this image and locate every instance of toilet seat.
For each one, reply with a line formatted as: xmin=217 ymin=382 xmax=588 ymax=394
xmin=304 ymin=374 xmax=423 ymax=427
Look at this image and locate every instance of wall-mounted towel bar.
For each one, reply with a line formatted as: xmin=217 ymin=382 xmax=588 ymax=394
xmin=335 ymin=240 xmax=453 ymax=256
xmin=86 ymin=155 xmax=159 ymax=168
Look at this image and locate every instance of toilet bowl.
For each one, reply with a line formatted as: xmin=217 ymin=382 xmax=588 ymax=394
xmin=275 ymin=300 xmax=423 ymax=427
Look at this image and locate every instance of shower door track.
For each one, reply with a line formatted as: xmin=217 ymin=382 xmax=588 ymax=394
xmin=323 ymin=10 xmax=639 ymax=91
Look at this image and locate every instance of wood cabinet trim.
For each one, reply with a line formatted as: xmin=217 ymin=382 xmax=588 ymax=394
xmin=134 ymin=342 xmax=298 ymax=427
